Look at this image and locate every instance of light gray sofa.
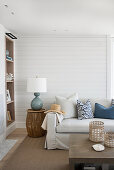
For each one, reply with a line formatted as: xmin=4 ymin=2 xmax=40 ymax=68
xmin=45 ymin=99 xmax=114 ymax=150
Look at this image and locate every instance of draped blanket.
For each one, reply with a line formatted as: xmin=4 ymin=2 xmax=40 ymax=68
xmin=41 ymin=112 xmax=64 ymax=130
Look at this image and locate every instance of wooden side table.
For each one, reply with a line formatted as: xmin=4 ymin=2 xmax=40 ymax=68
xmin=26 ymin=109 xmax=46 ymax=138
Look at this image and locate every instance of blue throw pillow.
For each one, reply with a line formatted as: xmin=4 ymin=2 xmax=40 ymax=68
xmin=94 ymin=103 xmax=114 ymax=119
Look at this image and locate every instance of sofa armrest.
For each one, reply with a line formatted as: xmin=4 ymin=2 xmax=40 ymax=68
xmin=46 ymin=113 xmax=57 ymax=149
xmin=46 ymin=112 xmax=64 ymax=128
xmin=47 ymin=113 xmax=57 ymax=132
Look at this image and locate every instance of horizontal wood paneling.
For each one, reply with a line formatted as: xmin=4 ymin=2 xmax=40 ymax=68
xmin=15 ymin=36 xmax=107 ymax=125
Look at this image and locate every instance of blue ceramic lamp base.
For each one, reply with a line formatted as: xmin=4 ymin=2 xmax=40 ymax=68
xmin=31 ymin=92 xmax=43 ymax=111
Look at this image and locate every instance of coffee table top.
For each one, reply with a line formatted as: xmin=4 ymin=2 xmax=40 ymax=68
xmin=69 ymin=134 xmax=114 ymax=163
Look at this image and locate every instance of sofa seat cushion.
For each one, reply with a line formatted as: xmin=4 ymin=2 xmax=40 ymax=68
xmin=56 ymin=118 xmax=114 ymax=133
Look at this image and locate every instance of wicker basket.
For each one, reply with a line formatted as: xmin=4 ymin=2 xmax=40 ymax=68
xmin=89 ymin=121 xmax=104 ymax=142
xmin=104 ymin=132 xmax=114 ymax=148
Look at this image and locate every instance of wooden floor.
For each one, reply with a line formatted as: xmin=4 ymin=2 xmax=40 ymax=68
xmin=7 ymin=128 xmax=27 ymax=140
xmin=0 ymin=128 xmax=27 ymax=169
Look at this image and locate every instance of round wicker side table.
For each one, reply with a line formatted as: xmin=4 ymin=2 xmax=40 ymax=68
xmin=26 ymin=109 xmax=46 ymax=138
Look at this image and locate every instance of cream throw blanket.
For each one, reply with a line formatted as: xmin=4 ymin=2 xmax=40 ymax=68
xmin=41 ymin=112 xmax=64 ymax=130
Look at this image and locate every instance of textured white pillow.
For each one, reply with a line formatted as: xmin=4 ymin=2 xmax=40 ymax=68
xmin=55 ymin=93 xmax=78 ymax=118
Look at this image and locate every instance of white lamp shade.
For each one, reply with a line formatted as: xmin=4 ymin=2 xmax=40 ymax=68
xmin=27 ymin=78 xmax=47 ymax=92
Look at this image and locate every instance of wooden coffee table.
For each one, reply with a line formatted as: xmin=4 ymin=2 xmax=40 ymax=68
xmin=69 ymin=134 xmax=114 ymax=170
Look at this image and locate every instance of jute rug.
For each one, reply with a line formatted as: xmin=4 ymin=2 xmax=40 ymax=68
xmin=1 ymin=136 xmax=69 ymax=170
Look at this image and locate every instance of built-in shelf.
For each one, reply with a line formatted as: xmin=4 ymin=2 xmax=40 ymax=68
xmin=7 ymin=101 xmax=14 ymax=105
xmin=6 ymin=36 xmax=15 ymax=127
xmin=6 ymin=59 xmax=14 ymax=63
xmin=7 ymin=120 xmax=15 ymax=126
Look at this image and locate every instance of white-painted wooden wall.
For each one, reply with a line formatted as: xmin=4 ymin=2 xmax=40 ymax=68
xmin=15 ymin=35 xmax=107 ymax=127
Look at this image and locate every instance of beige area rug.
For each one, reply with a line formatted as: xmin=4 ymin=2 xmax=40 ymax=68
xmin=1 ymin=136 xmax=69 ymax=170
xmin=0 ymin=139 xmax=17 ymax=161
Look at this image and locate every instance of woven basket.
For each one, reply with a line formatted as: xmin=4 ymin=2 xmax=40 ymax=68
xmin=104 ymin=132 xmax=114 ymax=148
xmin=89 ymin=121 xmax=104 ymax=142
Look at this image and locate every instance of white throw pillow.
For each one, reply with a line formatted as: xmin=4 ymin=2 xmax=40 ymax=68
xmin=55 ymin=93 xmax=78 ymax=118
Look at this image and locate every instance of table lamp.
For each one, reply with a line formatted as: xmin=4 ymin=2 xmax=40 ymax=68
xmin=27 ymin=77 xmax=47 ymax=110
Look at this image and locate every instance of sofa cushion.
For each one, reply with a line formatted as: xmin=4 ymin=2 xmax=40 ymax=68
xmin=77 ymin=100 xmax=93 ymax=120
xmin=56 ymin=118 xmax=114 ymax=133
xmin=79 ymin=99 xmax=111 ymax=113
xmin=94 ymin=103 xmax=114 ymax=119
xmin=55 ymin=93 xmax=78 ymax=118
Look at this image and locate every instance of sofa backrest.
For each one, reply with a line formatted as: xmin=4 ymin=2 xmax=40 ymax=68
xmin=79 ymin=98 xmax=112 ymax=113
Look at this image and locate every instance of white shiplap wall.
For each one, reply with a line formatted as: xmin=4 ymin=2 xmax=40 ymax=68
xmin=15 ymin=35 xmax=107 ymax=127
xmin=0 ymin=24 xmax=6 ymax=139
